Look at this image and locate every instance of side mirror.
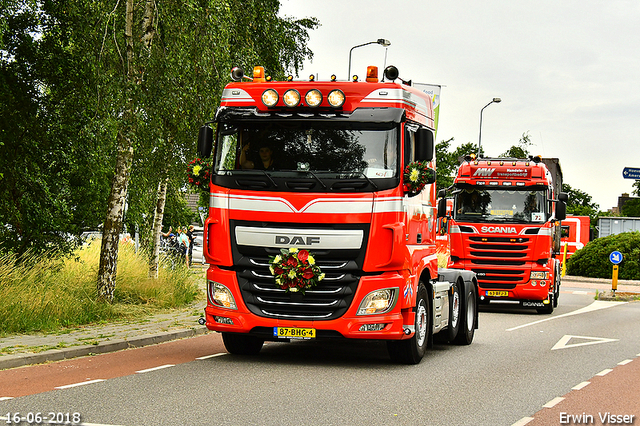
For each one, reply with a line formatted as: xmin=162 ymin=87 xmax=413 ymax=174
xmin=415 ymin=128 xmax=434 ymax=162
xmin=556 ymin=201 xmax=567 ymax=221
xmin=558 ymin=192 xmax=569 ymax=202
xmin=197 ymin=125 xmax=214 ymax=158
xmin=437 ymin=197 xmax=447 ymax=218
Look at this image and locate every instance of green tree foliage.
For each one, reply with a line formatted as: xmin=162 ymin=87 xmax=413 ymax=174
xmin=562 ymin=183 xmax=600 ymax=223
xmin=567 ymin=232 xmax=640 ymax=280
xmin=435 ymin=138 xmax=476 ymax=192
xmin=0 ymin=0 xmax=318 ymax=277
xmin=621 ymin=198 xmax=640 ymax=217
xmin=499 ymin=131 xmax=532 ymax=158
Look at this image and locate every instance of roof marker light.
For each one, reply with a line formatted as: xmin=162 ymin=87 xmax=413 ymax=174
xmin=286 ymin=75 xmax=294 ymax=82
xmin=261 ymin=89 xmax=279 ymax=107
xmin=305 ymin=89 xmax=322 ymax=107
xmin=309 ymin=74 xmax=315 ymax=82
xmin=283 ymin=89 xmax=301 ymax=107
xmin=352 ymin=75 xmax=359 ymax=82
xmin=331 ymin=75 xmax=337 ymax=82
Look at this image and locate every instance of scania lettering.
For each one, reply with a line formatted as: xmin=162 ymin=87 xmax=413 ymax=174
xmin=439 ymin=156 xmax=567 ymax=314
xmin=197 ymin=64 xmax=478 ymax=364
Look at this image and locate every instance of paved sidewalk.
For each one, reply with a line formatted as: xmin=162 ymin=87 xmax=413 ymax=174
xmin=0 ymin=275 xmax=637 ymax=371
xmin=0 ymin=289 xmax=209 ymax=371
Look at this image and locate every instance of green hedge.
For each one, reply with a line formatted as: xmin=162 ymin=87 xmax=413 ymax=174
xmin=567 ymin=232 xmax=640 ymax=280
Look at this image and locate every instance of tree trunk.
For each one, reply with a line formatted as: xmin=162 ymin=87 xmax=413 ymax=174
xmin=97 ymin=130 xmax=134 ymax=301
xmin=149 ymin=173 xmax=169 ymax=279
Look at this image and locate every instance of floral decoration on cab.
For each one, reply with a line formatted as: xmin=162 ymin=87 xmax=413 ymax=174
xmin=186 ymin=157 xmax=212 ymax=191
xmin=269 ymin=248 xmax=325 ymax=293
xmin=403 ymin=161 xmax=433 ymax=194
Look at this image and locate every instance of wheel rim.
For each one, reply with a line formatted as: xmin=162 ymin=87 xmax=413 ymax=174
xmin=451 ymin=288 xmax=460 ymax=329
xmin=416 ymin=301 xmax=428 ymax=346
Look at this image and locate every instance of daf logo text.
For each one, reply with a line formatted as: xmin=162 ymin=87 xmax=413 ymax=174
xmin=275 ymin=236 xmax=321 ymax=245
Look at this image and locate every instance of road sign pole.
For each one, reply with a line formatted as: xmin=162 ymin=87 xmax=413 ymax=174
xmin=612 ymin=265 xmax=618 ymax=293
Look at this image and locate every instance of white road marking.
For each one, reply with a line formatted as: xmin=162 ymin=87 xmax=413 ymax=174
xmin=572 ymin=381 xmax=591 ymax=390
xmin=618 ymin=359 xmax=633 ymax=365
xmin=551 ymin=335 xmax=619 ymax=350
xmin=543 ymin=397 xmax=565 ymax=408
xmin=196 ymin=353 xmax=227 ymax=360
xmin=55 ymin=379 xmax=105 ymax=389
xmin=135 ymin=364 xmax=174 ymax=373
xmin=510 ymin=417 xmax=534 ymax=426
xmin=0 ymin=397 xmax=13 ymax=401
xmin=507 ymin=300 xmax=627 ymax=331
xmin=596 ymin=368 xmax=613 ymax=376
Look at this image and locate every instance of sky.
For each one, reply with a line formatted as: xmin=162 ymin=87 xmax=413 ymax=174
xmin=278 ymin=0 xmax=640 ymax=211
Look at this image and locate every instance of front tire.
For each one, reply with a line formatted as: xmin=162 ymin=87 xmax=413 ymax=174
xmin=222 ymin=332 xmax=264 ymax=355
xmin=387 ymin=283 xmax=429 ymax=364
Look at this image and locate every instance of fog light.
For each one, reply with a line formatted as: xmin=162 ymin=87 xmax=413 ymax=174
xmin=283 ymin=89 xmax=301 ymax=107
xmin=214 ymin=316 xmax=234 ymax=325
xmin=305 ymin=89 xmax=322 ymax=107
xmin=531 ymin=280 xmax=537 ymax=286
xmin=208 ymin=281 xmax=237 ymax=310
xmin=357 ymin=288 xmax=397 ymax=315
xmin=327 ymin=89 xmax=345 ymax=107
xmin=359 ymin=323 xmax=387 ymax=332
xmin=540 ymin=280 xmax=547 ymax=287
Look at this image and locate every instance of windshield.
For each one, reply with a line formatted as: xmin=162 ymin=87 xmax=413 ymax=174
xmin=453 ymin=188 xmax=548 ymax=223
xmin=215 ymin=121 xmax=398 ymax=177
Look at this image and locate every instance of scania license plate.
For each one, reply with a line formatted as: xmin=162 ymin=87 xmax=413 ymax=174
xmin=274 ymin=327 xmax=316 ymax=340
xmin=486 ymin=290 xmax=509 ymax=297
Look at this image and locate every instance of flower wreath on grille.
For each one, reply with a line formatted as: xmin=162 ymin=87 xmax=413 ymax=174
xmin=268 ymin=248 xmax=325 ymax=293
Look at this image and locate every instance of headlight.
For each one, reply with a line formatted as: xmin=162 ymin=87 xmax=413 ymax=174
xmin=305 ymin=89 xmax=322 ymax=107
xmin=357 ymin=288 xmax=397 ymax=315
xmin=530 ymin=271 xmax=549 ymax=280
xmin=261 ymin=89 xmax=279 ymax=107
xmin=208 ymin=281 xmax=237 ymax=310
xmin=327 ymin=89 xmax=345 ymax=107
xmin=283 ymin=89 xmax=301 ymax=107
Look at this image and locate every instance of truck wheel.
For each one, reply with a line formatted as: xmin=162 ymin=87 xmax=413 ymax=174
xmin=387 ymin=283 xmax=429 ymax=364
xmin=453 ymin=282 xmax=476 ymax=345
xmin=222 ymin=332 xmax=264 ymax=355
xmin=445 ymin=279 xmax=461 ymax=343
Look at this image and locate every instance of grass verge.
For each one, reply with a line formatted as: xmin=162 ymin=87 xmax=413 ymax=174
xmin=0 ymin=240 xmax=201 ymax=336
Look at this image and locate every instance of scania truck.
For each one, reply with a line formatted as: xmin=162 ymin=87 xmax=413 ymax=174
xmin=438 ymin=156 xmax=567 ymax=313
xmin=196 ymin=64 xmax=478 ymax=363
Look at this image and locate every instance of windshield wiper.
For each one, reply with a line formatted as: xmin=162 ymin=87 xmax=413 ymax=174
xmin=255 ymin=170 xmax=278 ymax=188
xmin=305 ymin=171 xmax=327 ymax=189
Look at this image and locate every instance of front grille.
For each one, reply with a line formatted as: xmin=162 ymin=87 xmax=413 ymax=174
xmin=230 ymin=220 xmax=369 ymax=321
xmin=465 ymin=235 xmax=532 ymax=288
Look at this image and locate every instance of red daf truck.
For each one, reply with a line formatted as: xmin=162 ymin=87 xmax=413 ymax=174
xmin=196 ymin=65 xmax=478 ymax=364
xmin=438 ymin=156 xmax=567 ymax=314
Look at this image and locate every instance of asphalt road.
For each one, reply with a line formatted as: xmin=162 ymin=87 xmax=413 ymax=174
xmin=1 ymin=287 xmax=639 ymax=426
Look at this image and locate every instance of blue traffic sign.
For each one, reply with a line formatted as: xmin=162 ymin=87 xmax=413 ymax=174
xmin=610 ymin=251 xmax=623 ymax=265
xmin=622 ymin=167 xmax=640 ymax=179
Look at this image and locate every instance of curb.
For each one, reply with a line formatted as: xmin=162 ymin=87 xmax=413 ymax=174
xmin=0 ymin=327 xmax=209 ymax=371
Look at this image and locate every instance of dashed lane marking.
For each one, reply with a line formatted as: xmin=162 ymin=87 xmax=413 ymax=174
xmin=618 ymin=359 xmax=633 ymax=366
xmin=543 ymin=397 xmax=565 ymax=408
xmin=596 ymin=368 xmax=613 ymax=376
xmin=135 ymin=364 xmax=175 ymax=374
xmin=55 ymin=379 xmax=105 ymax=390
xmin=0 ymin=397 xmax=13 ymax=401
xmin=572 ymin=381 xmax=590 ymax=390
xmin=511 ymin=417 xmax=534 ymax=426
xmin=196 ymin=353 xmax=227 ymax=360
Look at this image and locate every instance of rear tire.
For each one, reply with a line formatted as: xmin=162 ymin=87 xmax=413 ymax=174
xmin=222 ymin=332 xmax=264 ymax=355
xmin=387 ymin=283 xmax=429 ymax=364
xmin=443 ymin=279 xmax=461 ymax=343
xmin=453 ymin=282 xmax=476 ymax=345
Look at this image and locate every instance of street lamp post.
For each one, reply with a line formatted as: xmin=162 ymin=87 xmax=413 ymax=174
xmin=478 ymin=97 xmax=502 ymax=157
xmin=348 ymin=39 xmax=391 ymax=80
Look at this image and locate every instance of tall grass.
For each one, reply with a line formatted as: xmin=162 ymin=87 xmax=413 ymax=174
xmin=0 ymin=240 xmax=201 ymax=335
